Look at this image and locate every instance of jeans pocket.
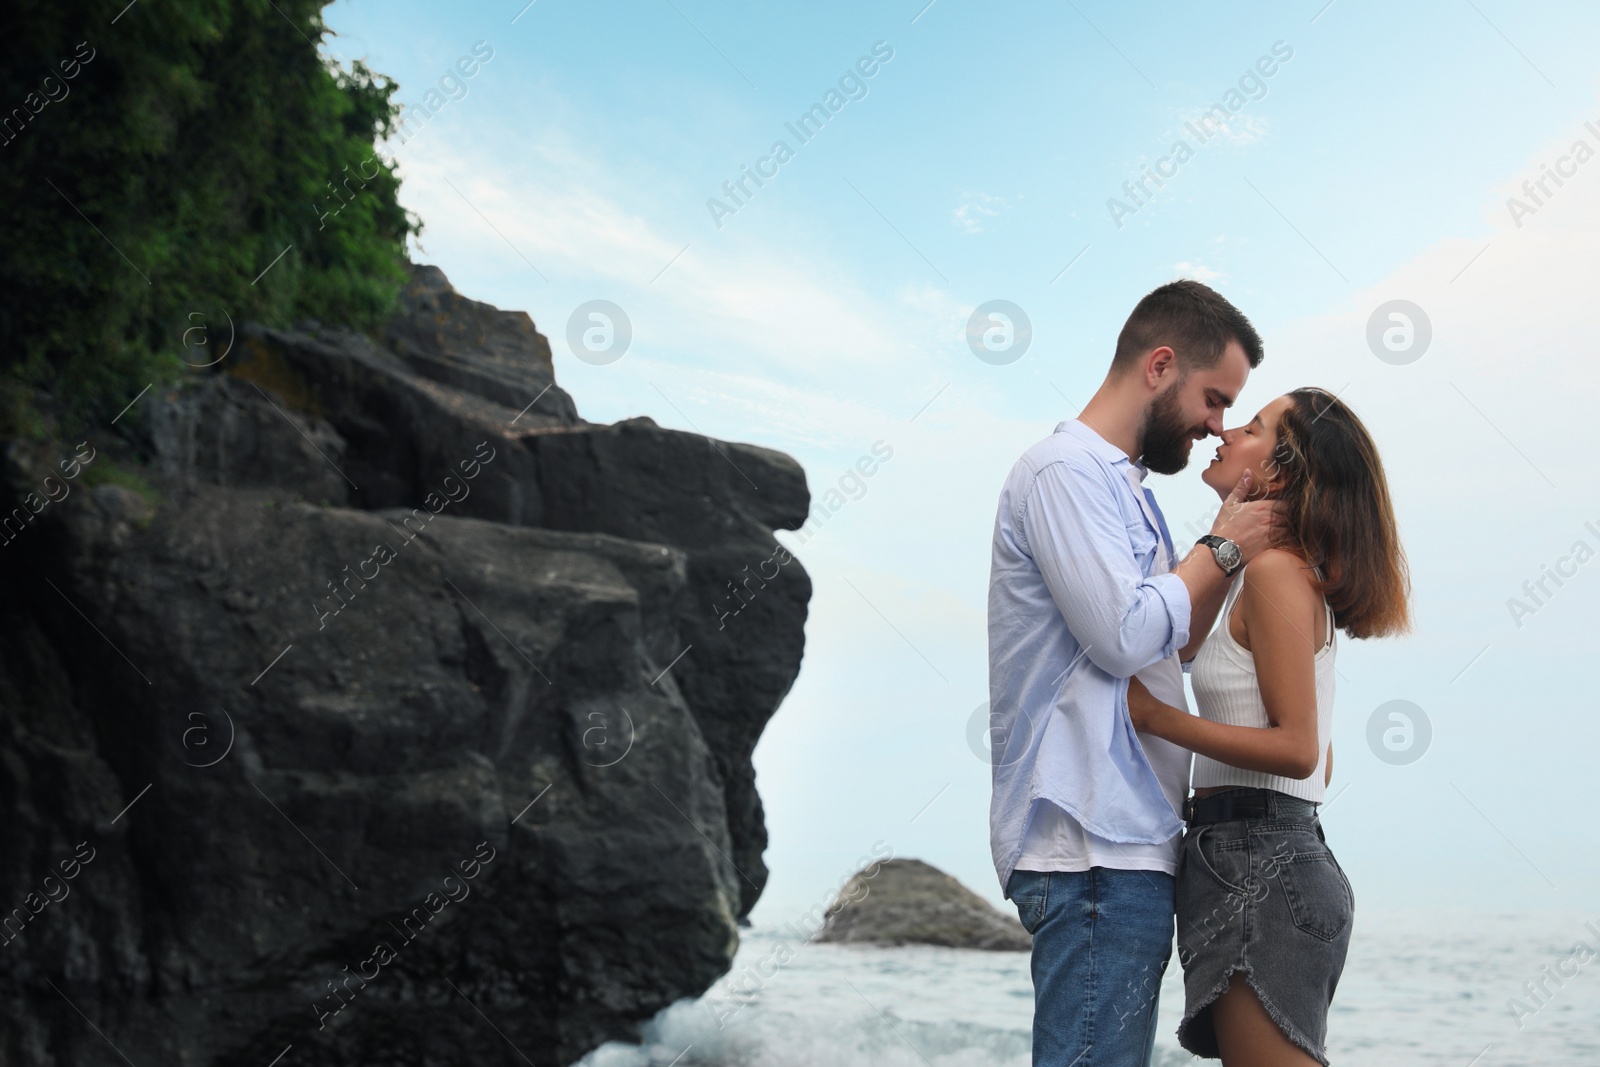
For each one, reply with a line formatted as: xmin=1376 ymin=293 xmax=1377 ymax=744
xmin=1008 ymin=870 xmax=1048 ymax=934
xmin=1279 ymin=853 xmax=1353 ymax=942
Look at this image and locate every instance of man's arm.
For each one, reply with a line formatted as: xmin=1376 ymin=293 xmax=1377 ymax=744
xmin=1021 ymin=460 xmax=1192 ymax=679
xmin=1170 ymin=471 xmax=1282 ymax=632
xmin=1022 ymin=463 xmax=1284 ymax=679
xmin=1178 ymin=558 xmax=1230 ymax=665
xmin=1177 ymin=471 xmax=1287 ymax=665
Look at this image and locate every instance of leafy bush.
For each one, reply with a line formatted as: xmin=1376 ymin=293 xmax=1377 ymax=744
xmin=0 ymin=0 xmax=418 ymax=437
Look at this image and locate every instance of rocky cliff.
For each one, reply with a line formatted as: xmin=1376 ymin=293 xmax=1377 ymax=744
xmin=0 ymin=265 xmax=811 ymax=1066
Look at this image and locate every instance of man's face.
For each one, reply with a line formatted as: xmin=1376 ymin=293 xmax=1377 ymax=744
xmin=1137 ymin=340 xmax=1250 ymax=475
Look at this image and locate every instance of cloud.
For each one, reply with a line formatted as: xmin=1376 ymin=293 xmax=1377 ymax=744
xmin=1173 ymin=260 xmax=1223 ymax=283
xmin=1227 ymin=101 xmax=1600 ymax=659
xmin=379 ymin=116 xmax=1051 ymax=501
xmin=1200 ymin=112 xmax=1269 ymax=147
xmin=952 ymin=191 xmax=1010 ymax=234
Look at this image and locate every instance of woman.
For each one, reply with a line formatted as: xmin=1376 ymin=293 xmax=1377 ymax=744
xmin=1127 ymin=387 xmax=1411 ymax=1067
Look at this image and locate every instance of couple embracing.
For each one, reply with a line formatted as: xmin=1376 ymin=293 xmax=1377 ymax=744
xmin=987 ymin=281 xmax=1411 ymax=1066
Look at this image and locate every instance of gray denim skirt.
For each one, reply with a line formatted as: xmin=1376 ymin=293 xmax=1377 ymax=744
xmin=1175 ymin=790 xmax=1354 ymax=1065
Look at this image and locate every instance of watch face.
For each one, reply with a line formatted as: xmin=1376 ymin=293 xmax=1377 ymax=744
xmin=1218 ymin=542 xmax=1242 ymax=570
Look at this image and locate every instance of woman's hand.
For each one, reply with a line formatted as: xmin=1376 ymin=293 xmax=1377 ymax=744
xmin=1126 ymin=676 xmax=1170 ymax=736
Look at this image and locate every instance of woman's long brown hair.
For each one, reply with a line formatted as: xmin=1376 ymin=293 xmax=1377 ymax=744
xmin=1260 ymin=387 xmax=1412 ymax=639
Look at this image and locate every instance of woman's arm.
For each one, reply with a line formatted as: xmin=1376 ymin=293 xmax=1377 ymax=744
xmin=1128 ymin=549 xmax=1324 ymax=780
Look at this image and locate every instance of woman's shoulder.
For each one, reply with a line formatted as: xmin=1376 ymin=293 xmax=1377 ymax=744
xmin=1239 ymin=549 xmax=1324 ymax=609
xmin=1242 ymin=547 xmax=1318 ymax=579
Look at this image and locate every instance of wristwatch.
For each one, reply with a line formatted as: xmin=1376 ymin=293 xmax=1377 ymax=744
xmin=1196 ymin=534 xmax=1243 ymax=576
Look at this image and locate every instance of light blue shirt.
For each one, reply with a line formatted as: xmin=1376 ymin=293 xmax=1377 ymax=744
xmin=987 ymin=418 xmax=1192 ymax=894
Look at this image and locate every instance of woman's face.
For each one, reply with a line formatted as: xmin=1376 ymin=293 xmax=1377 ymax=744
xmin=1200 ymin=393 xmax=1294 ymax=499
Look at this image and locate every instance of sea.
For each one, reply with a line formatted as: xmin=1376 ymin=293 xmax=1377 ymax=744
xmin=573 ymin=910 xmax=1599 ymax=1066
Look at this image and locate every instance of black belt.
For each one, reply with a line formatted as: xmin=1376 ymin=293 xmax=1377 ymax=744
xmin=1183 ymin=788 xmax=1318 ymax=826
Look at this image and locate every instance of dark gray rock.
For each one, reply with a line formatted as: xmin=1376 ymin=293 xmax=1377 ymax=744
xmin=383 ymin=263 xmax=579 ymax=425
xmin=142 ymin=374 xmax=351 ymax=506
xmin=522 ymin=417 xmax=811 ymax=918
xmin=0 ymin=265 xmax=810 ymax=1066
xmin=221 ymin=323 xmax=809 ymax=919
xmin=814 ymin=859 xmax=1032 ymax=952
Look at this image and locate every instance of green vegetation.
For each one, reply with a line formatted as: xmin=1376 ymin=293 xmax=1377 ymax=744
xmin=78 ymin=456 xmax=161 ymax=515
xmin=0 ymin=0 xmax=419 ymax=438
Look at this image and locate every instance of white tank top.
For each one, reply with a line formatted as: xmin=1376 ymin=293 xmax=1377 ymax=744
xmin=1189 ymin=562 xmax=1337 ymax=801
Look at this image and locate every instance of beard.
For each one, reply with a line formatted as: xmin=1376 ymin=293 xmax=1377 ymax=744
xmin=1138 ymin=378 xmax=1197 ymax=475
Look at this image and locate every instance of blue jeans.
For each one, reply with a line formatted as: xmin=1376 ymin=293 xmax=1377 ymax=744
xmin=1007 ymin=867 xmax=1176 ymax=1067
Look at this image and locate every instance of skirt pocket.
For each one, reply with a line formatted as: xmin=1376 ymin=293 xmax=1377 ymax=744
xmin=1278 ymin=849 xmax=1353 ymax=942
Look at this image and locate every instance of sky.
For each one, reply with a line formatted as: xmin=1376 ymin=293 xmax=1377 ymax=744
xmin=321 ymin=0 xmax=1600 ymax=926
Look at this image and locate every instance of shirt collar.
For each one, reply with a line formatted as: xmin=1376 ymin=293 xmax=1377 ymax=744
xmin=1054 ymin=418 xmax=1149 ymax=481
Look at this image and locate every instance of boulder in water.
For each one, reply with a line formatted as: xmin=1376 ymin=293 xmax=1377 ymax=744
xmin=814 ymin=859 xmax=1031 ymax=951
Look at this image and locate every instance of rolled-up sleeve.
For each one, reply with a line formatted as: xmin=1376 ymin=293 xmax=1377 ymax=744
xmin=1019 ymin=460 xmax=1190 ymax=678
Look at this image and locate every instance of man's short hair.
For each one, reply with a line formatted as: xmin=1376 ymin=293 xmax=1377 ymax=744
xmin=1110 ymin=279 xmax=1263 ymax=378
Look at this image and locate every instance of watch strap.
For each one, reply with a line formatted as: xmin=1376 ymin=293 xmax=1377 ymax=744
xmin=1196 ymin=534 xmax=1243 ymax=575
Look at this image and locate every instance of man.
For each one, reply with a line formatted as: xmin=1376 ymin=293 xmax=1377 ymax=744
xmin=987 ymin=280 xmax=1282 ymax=1066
